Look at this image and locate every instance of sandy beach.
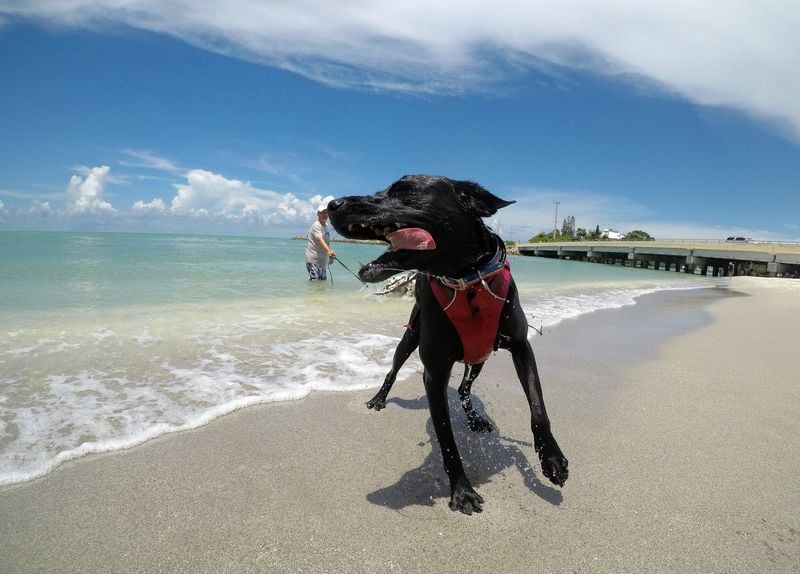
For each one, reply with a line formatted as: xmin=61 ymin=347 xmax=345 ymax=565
xmin=1 ymin=277 xmax=798 ymax=573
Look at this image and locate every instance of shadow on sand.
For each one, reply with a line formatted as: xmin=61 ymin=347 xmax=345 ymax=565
xmin=366 ymin=388 xmax=563 ymax=511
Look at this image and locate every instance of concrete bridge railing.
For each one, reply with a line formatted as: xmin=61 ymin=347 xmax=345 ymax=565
xmin=517 ymin=241 xmax=800 ymax=277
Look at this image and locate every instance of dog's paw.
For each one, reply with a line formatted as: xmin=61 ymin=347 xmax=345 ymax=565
xmin=365 ymin=395 xmax=387 ymax=410
xmin=466 ymin=413 xmax=493 ymax=433
xmin=448 ymin=477 xmax=484 ymax=515
xmin=537 ymin=443 xmax=569 ymax=487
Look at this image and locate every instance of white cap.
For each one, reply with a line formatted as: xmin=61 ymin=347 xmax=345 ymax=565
xmin=317 ymin=203 xmax=328 ymax=213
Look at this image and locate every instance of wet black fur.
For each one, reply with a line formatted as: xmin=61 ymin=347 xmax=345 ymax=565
xmin=328 ymin=175 xmax=568 ymax=514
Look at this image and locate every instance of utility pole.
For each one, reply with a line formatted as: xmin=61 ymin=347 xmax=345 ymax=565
xmin=553 ymin=200 xmax=560 ymax=240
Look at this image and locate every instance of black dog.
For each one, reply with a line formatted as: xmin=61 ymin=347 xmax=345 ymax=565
xmin=328 ymin=175 xmax=568 ymax=514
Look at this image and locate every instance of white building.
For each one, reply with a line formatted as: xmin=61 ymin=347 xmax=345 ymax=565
xmin=602 ymin=229 xmax=625 ymax=240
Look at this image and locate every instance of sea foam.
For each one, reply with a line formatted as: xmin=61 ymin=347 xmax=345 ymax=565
xmin=0 ymin=232 xmax=716 ymax=486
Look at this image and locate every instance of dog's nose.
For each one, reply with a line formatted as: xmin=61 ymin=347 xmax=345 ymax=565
xmin=327 ymin=198 xmax=344 ymax=212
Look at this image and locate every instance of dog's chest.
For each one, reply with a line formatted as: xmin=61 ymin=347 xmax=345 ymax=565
xmin=428 ymin=264 xmax=510 ymax=365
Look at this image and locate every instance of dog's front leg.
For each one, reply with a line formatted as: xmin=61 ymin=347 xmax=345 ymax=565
xmin=510 ymin=340 xmax=569 ymax=487
xmin=367 ymin=308 xmax=420 ymax=410
xmin=423 ymin=367 xmax=484 ymax=514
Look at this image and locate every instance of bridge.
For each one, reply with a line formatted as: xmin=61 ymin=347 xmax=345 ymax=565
xmin=517 ymin=240 xmax=800 ymax=277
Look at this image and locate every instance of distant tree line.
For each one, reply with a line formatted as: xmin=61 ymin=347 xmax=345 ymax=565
xmin=527 ymin=216 xmax=654 ymax=243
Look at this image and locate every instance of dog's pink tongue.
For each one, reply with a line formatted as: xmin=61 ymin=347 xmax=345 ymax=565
xmin=386 ymin=228 xmax=436 ymax=251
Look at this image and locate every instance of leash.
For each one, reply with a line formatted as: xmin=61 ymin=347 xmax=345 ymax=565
xmin=332 ymin=255 xmax=366 ymax=284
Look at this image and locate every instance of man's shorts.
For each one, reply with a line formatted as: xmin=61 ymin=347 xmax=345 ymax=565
xmin=306 ymin=262 xmax=328 ymax=280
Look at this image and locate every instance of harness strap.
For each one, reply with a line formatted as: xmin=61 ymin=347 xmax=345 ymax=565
xmin=428 ymin=262 xmax=511 ymax=365
xmin=435 ymin=239 xmax=507 ymax=291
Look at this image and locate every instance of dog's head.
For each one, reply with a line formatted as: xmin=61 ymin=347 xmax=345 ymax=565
xmin=327 ymin=175 xmax=514 ymax=282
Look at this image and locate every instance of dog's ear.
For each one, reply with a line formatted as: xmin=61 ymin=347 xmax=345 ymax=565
xmin=453 ymin=180 xmax=515 ymax=217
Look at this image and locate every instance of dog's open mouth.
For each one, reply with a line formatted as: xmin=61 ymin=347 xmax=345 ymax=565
xmin=335 ymin=222 xmax=437 ymax=282
xmin=345 ymin=223 xmax=436 ymax=252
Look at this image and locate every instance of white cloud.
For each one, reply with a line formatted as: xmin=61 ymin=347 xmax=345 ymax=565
xmin=3 ymin=1 xmax=799 ymax=137
xmin=170 ymin=168 xmax=328 ymax=225
xmin=28 ymin=200 xmax=52 ymax=215
xmin=0 ymin=187 xmax=64 ymax=201
xmin=66 ymin=165 xmax=117 ymax=215
xmin=132 ymin=197 xmax=166 ymax=212
xmin=125 ymin=168 xmax=332 ymax=232
xmin=120 ymin=149 xmax=182 ymax=174
xmin=3 ymin=164 xmax=331 ymax=233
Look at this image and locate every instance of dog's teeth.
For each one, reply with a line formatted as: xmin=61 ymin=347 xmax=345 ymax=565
xmin=347 ymin=224 xmax=355 ymax=232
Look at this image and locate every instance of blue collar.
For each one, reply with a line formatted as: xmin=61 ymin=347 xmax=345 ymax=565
xmin=435 ymin=238 xmax=507 ymax=291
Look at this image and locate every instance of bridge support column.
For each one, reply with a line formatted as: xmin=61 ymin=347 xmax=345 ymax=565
xmin=766 ymin=261 xmax=792 ymax=277
xmin=687 ymin=256 xmax=708 ymax=276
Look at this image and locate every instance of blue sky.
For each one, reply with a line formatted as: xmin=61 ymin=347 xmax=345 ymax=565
xmin=1 ymin=1 xmax=799 ymax=241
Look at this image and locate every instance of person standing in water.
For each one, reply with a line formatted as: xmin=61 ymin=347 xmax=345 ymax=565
xmin=305 ymin=204 xmax=335 ymax=280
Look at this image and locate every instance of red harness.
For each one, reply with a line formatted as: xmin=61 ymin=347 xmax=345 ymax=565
xmin=428 ymin=262 xmax=511 ymax=365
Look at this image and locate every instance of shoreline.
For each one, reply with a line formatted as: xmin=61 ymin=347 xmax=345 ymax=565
xmin=0 ymin=284 xmax=717 ymax=490
xmin=2 ymin=278 xmax=798 ymax=572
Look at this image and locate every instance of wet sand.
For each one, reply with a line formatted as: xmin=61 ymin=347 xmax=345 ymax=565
xmin=1 ymin=277 xmax=798 ymax=573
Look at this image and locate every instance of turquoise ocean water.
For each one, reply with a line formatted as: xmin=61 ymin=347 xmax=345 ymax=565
xmin=0 ymin=231 xmax=717 ymax=485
